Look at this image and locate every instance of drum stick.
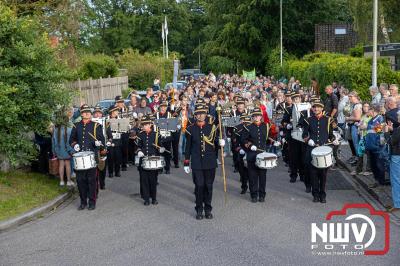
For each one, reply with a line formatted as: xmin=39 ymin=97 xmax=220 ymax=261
xmin=153 ymin=144 xmax=171 ymax=154
xmin=88 ymin=132 xmax=103 ymax=146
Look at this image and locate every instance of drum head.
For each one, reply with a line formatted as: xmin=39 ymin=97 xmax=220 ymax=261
xmin=312 ymin=146 xmax=332 ymax=155
xmin=256 ymin=152 xmax=277 ymax=159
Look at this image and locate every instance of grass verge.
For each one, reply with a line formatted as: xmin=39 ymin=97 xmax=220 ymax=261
xmin=0 ymin=171 xmax=68 ymax=221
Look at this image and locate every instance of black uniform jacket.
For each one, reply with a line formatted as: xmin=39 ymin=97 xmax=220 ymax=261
xmin=241 ymin=122 xmax=269 ymax=162
xmin=70 ymin=120 xmax=105 ymax=152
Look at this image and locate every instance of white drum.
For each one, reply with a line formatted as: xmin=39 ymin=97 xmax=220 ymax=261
xmin=311 ymin=146 xmax=334 ymax=168
xmin=159 ymin=129 xmax=171 ymax=137
xmin=291 ymin=129 xmax=304 ymax=142
xmin=73 ymin=151 xmax=97 ymax=170
xmin=142 ymin=156 xmax=165 ymax=170
xmin=255 ymin=152 xmax=278 ymax=169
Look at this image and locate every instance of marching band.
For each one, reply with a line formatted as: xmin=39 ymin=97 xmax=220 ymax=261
xmin=68 ymin=75 xmax=341 ymax=218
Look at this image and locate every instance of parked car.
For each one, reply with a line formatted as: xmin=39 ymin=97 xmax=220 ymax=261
xmin=180 ymin=68 xmax=200 ymax=79
xmin=164 ymin=81 xmax=187 ymax=91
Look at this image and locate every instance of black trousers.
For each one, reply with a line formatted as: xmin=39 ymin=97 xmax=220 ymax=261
xmin=171 ymin=131 xmax=180 ymax=166
xmin=289 ymin=139 xmax=305 ymax=180
xmin=139 ymin=169 xmax=158 ymax=201
xmin=128 ymin=138 xmax=136 ymax=163
xmin=192 ymin=168 xmax=216 ymax=213
xmin=108 ymin=146 xmax=122 ymax=175
xmin=121 ymin=133 xmax=129 ymax=168
xmin=76 ymin=168 xmax=97 ymax=206
xmin=247 ymin=161 xmax=267 ymax=199
xmin=282 ymin=141 xmax=289 ymax=164
xmin=311 ymin=166 xmax=328 ymax=200
xmin=98 ymin=165 xmax=107 ymax=189
xmin=161 ymin=140 xmax=172 ymax=171
xmin=236 ymin=154 xmax=248 ymax=190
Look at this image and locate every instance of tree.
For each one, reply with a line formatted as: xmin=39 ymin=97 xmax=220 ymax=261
xmin=0 ymin=4 xmax=72 ymax=169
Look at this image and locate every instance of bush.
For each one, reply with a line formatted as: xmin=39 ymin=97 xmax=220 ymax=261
xmin=265 ymin=46 xmax=296 ymax=79
xmin=279 ymin=53 xmax=400 ymax=100
xmin=204 ymin=56 xmax=236 ymax=74
xmin=117 ymin=49 xmax=174 ymax=90
xmin=78 ymin=54 xmax=118 ymax=80
xmin=0 ymin=4 xmax=72 ymax=168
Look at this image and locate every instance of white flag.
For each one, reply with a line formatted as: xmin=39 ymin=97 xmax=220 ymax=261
xmin=161 ymin=23 xmax=165 ymax=40
xmin=164 ymin=16 xmax=168 ymax=36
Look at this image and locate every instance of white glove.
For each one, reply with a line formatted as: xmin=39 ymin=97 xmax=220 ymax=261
xmin=308 ymin=139 xmax=315 ymax=147
xmin=274 ymin=141 xmax=281 ymax=147
xmin=281 ymin=138 xmax=286 ymax=144
xmin=250 ymin=145 xmax=257 ymax=151
xmin=184 ymin=166 xmax=190 ymax=174
xmin=219 ymin=139 xmax=225 ymax=147
xmin=95 ymin=141 xmax=102 ymax=147
xmin=171 ymin=104 xmax=175 ymax=111
xmin=279 ymin=131 xmax=284 ymax=136
xmin=106 ymin=141 xmax=112 ymax=147
xmin=333 ymin=139 xmax=340 ymax=146
xmin=239 ymin=149 xmax=245 ymax=155
xmin=286 ymin=124 xmax=293 ymax=130
xmin=177 ymin=124 xmax=182 ymax=130
xmin=137 ymin=151 xmax=144 ymax=158
xmin=74 ymin=144 xmax=80 ymax=152
xmin=227 ymin=137 xmax=231 ymax=142
xmin=132 ymin=112 xmax=138 ymax=119
xmin=159 ymin=147 xmax=166 ymax=153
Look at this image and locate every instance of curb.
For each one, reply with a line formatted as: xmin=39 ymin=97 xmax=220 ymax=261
xmin=0 ymin=190 xmax=74 ymax=233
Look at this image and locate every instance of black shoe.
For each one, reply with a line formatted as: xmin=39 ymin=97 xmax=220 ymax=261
xmin=240 ymin=188 xmax=247 ymax=194
xmin=313 ymin=197 xmax=320 ymax=203
xmin=320 ymin=198 xmax=326 ymax=203
xmin=144 ymin=201 xmax=150 ymax=206
xmin=258 ymin=197 xmax=265 ymax=202
xmin=299 ymin=176 xmax=305 ymax=182
xmin=165 ymin=170 xmax=170 ymax=174
xmin=108 ymin=173 xmax=114 ymax=178
xmin=196 ymin=213 xmax=203 ymax=220
xmin=251 ymin=198 xmax=258 ymax=203
xmin=290 ymin=178 xmax=296 ymax=183
xmin=121 ymin=167 xmax=127 ymax=171
xmin=152 ymin=200 xmax=158 ymax=205
xmin=174 ymin=164 xmax=179 ymax=168
xmin=305 ymin=187 xmax=311 ymax=193
xmin=115 ymin=172 xmax=121 ymax=177
xmin=205 ymin=213 xmax=213 ymax=219
xmin=88 ymin=205 xmax=96 ymax=210
xmin=77 ymin=204 xmax=86 ymax=210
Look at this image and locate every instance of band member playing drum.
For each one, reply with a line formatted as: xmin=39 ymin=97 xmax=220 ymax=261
xmin=155 ymin=101 xmax=174 ymax=174
xmin=107 ymin=106 xmax=123 ymax=177
xmin=69 ymin=104 xmax=105 ymax=210
xmin=302 ymin=100 xmax=339 ymax=203
xmin=136 ymin=115 xmax=163 ymax=206
xmin=184 ymin=104 xmax=225 ymax=220
xmin=233 ymin=113 xmax=252 ymax=194
xmin=241 ymin=107 xmax=270 ymax=203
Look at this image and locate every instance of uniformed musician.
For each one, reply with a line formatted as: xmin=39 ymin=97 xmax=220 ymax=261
xmin=69 ymin=104 xmax=105 ymax=210
xmin=155 ymin=101 xmax=173 ymax=174
xmin=107 ymin=106 xmax=123 ymax=177
xmin=184 ymin=104 xmax=225 ymax=220
xmin=302 ymin=100 xmax=339 ymax=203
xmin=241 ymin=107 xmax=270 ymax=203
xmin=136 ymin=115 xmax=163 ymax=206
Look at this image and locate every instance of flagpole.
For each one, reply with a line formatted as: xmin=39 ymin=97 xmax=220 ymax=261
xmin=162 ymin=23 xmax=165 ymax=58
xmin=165 ymin=16 xmax=169 ymax=59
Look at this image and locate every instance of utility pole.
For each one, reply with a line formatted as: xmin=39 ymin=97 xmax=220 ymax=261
xmin=280 ymin=0 xmax=283 ymax=66
xmin=372 ymin=0 xmax=378 ymax=87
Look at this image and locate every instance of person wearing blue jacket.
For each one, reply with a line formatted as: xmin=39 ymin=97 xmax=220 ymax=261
xmin=364 ymin=104 xmax=386 ymax=187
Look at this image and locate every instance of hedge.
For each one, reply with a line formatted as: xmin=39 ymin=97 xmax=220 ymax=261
xmin=273 ymin=52 xmax=400 ymax=100
xmin=78 ymin=54 xmax=118 ymax=80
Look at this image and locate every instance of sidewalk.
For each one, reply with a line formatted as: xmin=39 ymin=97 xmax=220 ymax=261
xmin=336 ymin=143 xmax=398 ymax=217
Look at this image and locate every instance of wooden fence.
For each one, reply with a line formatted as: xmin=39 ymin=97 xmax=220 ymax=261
xmin=65 ymin=76 xmax=129 ymax=107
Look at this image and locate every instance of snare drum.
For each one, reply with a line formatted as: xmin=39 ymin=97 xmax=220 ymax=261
xmin=73 ymin=151 xmax=97 ymax=170
xmin=311 ymin=146 xmax=334 ymax=168
xmin=141 ymin=156 xmax=165 ymax=170
xmin=255 ymin=152 xmax=278 ymax=169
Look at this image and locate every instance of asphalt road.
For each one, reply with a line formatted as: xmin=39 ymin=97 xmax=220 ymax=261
xmin=1 ymin=158 xmax=399 ymax=266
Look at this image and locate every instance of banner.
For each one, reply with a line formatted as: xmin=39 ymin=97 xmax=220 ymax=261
xmin=242 ymin=69 xmax=256 ymax=80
